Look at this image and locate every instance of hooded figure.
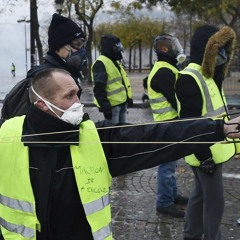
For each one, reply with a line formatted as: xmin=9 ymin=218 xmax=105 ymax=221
xmin=190 ymin=25 xmax=235 ymax=87
xmin=28 ymin=13 xmax=86 ymax=81
xmin=100 ymin=34 xmax=124 ymax=61
xmin=176 ymin=25 xmax=236 ymax=116
xmin=175 ymin=25 xmax=236 ymax=240
xmin=91 ymin=34 xmax=133 ymax=126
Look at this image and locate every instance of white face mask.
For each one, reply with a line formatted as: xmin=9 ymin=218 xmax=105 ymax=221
xmin=59 ymin=102 xmax=84 ymax=125
xmin=31 ymin=86 xmax=84 ymax=125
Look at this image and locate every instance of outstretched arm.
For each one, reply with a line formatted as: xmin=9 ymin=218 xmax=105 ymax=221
xmin=97 ymin=118 xmax=224 ymax=177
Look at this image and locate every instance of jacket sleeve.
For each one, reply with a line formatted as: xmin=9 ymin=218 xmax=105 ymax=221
xmin=96 ymin=119 xmax=224 ymax=177
xmin=92 ymin=61 xmax=111 ymax=112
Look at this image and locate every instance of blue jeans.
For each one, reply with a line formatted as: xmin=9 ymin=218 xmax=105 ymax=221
xmin=156 ymin=161 xmax=178 ymax=208
xmin=104 ymin=104 xmax=127 ymax=126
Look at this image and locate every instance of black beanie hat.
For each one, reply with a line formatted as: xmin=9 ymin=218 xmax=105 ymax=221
xmin=48 ymin=13 xmax=85 ymax=52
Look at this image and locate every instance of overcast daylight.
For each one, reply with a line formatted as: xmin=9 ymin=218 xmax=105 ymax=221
xmin=0 ymin=1 xmax=171 ymax=77
xmin=0 ymin=1 xmax=54 ymax=77
xmin=1 ymin=1 xmax=240 ymax=239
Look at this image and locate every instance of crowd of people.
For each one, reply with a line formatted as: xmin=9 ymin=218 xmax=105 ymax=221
xmin=0 ymin=13 xmax=240 ymax=240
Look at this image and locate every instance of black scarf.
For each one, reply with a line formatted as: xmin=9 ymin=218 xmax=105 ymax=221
xmin=22 ymin=105 xmax=80 ymax=147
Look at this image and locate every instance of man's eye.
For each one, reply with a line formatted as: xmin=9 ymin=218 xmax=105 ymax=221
xmin=66 ymin=94 xmax=73 ymax=99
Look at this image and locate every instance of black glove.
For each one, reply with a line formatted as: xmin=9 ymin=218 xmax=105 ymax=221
xmin=199 ymin=157 xmax=217 ymax=176
xmin=103 ymin=111 xmax=112 ymax=120
xmin=127 ymin=98 xmax=134 ymax=107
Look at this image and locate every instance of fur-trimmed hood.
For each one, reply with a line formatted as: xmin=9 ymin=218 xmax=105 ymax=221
xmin=202 ymin=26 xmax=236 ymax=78
xmin=190 ymin=25 xmax=236 ymax=78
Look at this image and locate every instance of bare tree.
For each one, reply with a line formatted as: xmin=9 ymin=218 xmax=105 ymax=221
xmin=30 ymin=0 xmax=43 ymax=65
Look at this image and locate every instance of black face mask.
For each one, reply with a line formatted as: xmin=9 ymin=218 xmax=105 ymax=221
xmin=113 ymin=42 xmax=124 ymax=61
xmin=215 ymin=48 xmax=228 ymax=66
xmin=113 ymin=51 xmax=123 ymax=61
xmin=66 ymin=48 xmax=87 ymax=71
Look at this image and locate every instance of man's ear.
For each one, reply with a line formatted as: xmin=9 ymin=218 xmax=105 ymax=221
xmin=34 ymin=100 xmax=49 ymax=112
xmin=161 ymin=46 xmax=169 ymax=53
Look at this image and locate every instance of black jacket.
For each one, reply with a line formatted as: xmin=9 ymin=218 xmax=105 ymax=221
xmin=27 ymin=52 xmax=81 ymax=92
xmin=21 ymin=105 xmax=224 ymax=239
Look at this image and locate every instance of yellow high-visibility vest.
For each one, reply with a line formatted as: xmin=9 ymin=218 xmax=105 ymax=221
xmin=91 ymin=55 xmax=132 ymax=107
xmin=0 ymin=116 xmax=113 ymax=240
xmin=148 ymin=61 xmax=178 ymax=121
xmin=177 ymin=63 xmax=236 ymax=166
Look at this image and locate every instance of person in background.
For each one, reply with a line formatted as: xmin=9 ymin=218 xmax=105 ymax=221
xmin=1 ymin=68 xmax=240 ymax=239
xmin=175 ymin=25 xmax=236 ymax=240
xmin=11 ymin=63 xmax=16 ymax=77
xmin=1 ymin=13 xmax=88 ymax=123
xmin=91 ymin=34 xmax=133 ymax=126
xmin=147 ymin=33 xmax=188 ymax=218
xmin=27 ymin=13 xmax=87 ymax=96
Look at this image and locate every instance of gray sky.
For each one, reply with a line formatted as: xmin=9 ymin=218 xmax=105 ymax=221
xmin=0 ymin=1 xmax=54 ymax=77
xmin=0 ymin=1 xmax=170 ymax=77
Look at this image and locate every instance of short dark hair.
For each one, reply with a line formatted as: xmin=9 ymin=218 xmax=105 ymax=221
xmin=29 ymin=68 xmax=71 ymax=103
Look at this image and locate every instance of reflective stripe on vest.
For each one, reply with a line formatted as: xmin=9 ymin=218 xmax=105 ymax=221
xmin=107 ymin=86 xmax=126 ymax=97
xmin=184 ymin=68 xmax=226 ymax=117
xmin=107 ymin=77 xmax=122 ymax=85
xmin=152 ymin=106 xmax=176 ymax=115
xmin=0 ymin=194 xmax=35 ymax=238
xmin=149 ymin=96 xmax=174 ymax=114
xmin=149 ymin=96 xmax=166 ymax=104
xmin=92 ymin=223 xmax=112 ymax=240
xmin=83 ymin=194 xmax=110 ymax=216
xmin=0 ymin=194 xmax=35 ymax=237
xmin=0 ymin=217 xmax=34 ymax=239
xmin=0 ymin=194 xmax=34 ymax=213
xmin=148 ymin=61 xmax=178 ymax=121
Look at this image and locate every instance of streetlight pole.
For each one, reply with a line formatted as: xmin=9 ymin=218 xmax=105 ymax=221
xmin=30 ymin=0 xmax=36 ymax=69
xmin=17 ymin=18 xmax=30 ymax=74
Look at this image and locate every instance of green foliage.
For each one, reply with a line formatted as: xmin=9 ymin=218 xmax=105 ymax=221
xmin=94 ymin=16 xmax=164 ymax=50
xmin=138 ymin=0 xmax=240 ymax=28
xmin=93 ymin=16 xmax=167 ymax=70
xmin=136 ymin=0 xmax=240 ymax=48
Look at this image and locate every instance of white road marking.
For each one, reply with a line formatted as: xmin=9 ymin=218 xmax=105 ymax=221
xmin=223 ymin=173 xmax=240 ymax=179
